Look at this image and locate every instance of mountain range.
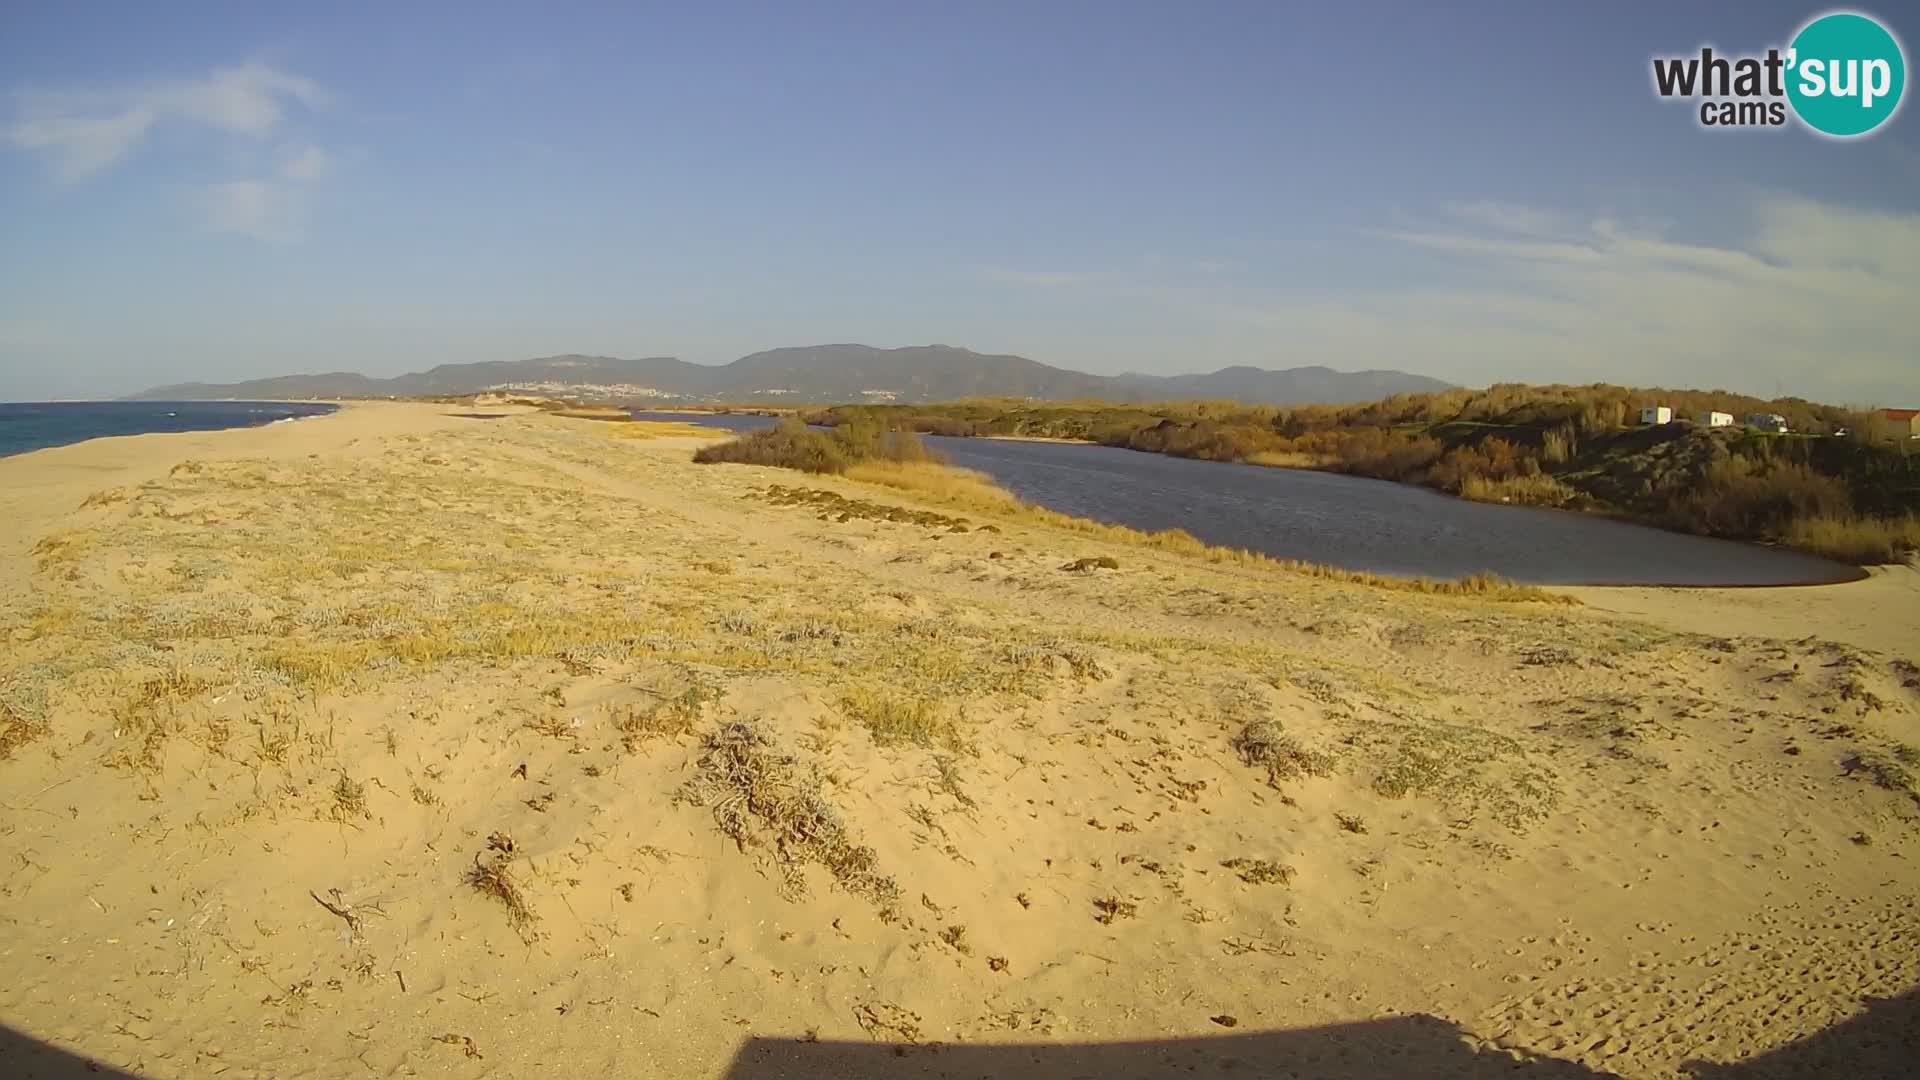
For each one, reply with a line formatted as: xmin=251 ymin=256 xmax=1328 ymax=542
xmin=128 ymin=345 xmax=1452 ymax=406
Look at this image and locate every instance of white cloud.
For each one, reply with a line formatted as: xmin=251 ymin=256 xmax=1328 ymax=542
xmin=7 ymin=106 xmax=158 ymax=182
xmin=170 ymin=64 xmax=324 ymax=134
xmin=1381 ymin=229 xmax=1607 ymax=264
xmin=1327 ymin=198 xmax=1919 ymax=402
xmin=204 ymin=179 xmax=300 ymax=242
xmin=6 ymin=62 xmax=326 ymax=181
xmin=282 ymin=144 xmax=330 ymax=181
xmin=984 ymin=197 xmax=1920 ymax=404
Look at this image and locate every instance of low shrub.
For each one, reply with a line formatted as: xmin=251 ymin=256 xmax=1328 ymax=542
xmin=693 ymin=417 xmax=944 ymax=474
xmin=1428 ymin=437 xmax=1537 ymax=493
xmin=693 ymin=419 xmax=849 ymax=473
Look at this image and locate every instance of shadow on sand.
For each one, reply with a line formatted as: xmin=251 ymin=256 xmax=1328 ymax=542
xmin=1681 ymin=984 xmax=1920 ymax=1080
xmin=717 ymin=1012 xmax=1619 ymax=1080
xmin=3 ymin=989 xmax=1915 ymax=1078
xmin=1 ymin=1023 xmax=146 ymax=1080
xmin=718 ymin=988 xmax=1920 ymax=1080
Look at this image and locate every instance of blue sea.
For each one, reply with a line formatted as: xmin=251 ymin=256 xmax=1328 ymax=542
xmin=0 ymin=401 xmax=339 ymax=458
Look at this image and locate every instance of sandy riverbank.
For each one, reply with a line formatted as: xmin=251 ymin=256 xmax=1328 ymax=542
xmin=1 ymin=402 xmax=1915 ymax=1079
xmin=1562 ymin=568 xmax=1920 ymax=658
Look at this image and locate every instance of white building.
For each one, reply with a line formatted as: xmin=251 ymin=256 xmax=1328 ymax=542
xmin=1698 ymin=411 xmax=1734 ymax=427
xmin=1640 ymin=406 xmax=1674 ymax=425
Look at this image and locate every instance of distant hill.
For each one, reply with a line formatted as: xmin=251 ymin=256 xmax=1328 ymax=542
xmin=128 ymin=345 xmax=1452 ymax=406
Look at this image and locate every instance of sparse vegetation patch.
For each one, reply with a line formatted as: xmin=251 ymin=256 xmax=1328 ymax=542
xmin=1221 ymin=858 xmax=1296 ymax=885
xmin=1844 ymin=747 xmax=1918 ymax=793
xmin=616 ymin=683 xmax=719 ymax=751
xmin=464 ymin=854 xmax=540 ymax=944
xmin=682 ymin=720 xmax=900 ymax=910
xmin=839 ymin=687 xmax=964 ymax=751
xmin=1230 ymin=719 xmax=1334 ymax=788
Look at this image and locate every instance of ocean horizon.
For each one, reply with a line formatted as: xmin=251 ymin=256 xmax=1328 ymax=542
xmin=0 ymin=400 xmax=339 ymax=458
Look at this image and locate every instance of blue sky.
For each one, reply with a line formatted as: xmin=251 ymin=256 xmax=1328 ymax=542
xmin=3 ymin=1 xmax=1917 ymax=403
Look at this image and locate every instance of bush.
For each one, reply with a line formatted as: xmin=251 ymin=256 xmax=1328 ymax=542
xmin=1428 ymin=437 xmax=1536 ymax=493
xmin=1670 ymin=458 xmax=1853 ymax=539
xmin=1324 ymin=430 xmax=1445 ymax=481
xmin=693 ymin=418 xmax=943 ymax=474
xmin=693 ymin=418 xmax=850 ymax=473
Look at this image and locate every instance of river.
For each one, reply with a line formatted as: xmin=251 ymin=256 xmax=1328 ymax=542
xmin=632 ymin=412 xmax=1860 ymax=587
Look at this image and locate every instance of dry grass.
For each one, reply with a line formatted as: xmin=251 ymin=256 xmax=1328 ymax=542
xmin=1782 ymin=514 xmax=1920 ymax=565
xmin=1060 ymin=556 xmax=1120 ymax=572
xmin=604 ymin=420 xmax=717 ymax=439
xmin=1221 ymin=857 xmax=1296 ymax=885
xmin=524 ymin=712 xmax=578 ymax=740
xmin=100 ymin=669 xmax=220 ymax=773
xmin=939 ymin=924 xmax=973 ymax=955
xmin=1245 ymin=450 xmax=1331 ymax=469
xmin=1230 ymin=720 xmax=1333 ymax=788
xmin=464 ymin=855 xmax=540 ymax=943
xmin=542 ymin=405 xmax=727 ymax=438
xmin=30 ymin=528 xmax=94 ymax=567
xmin=615 ymin=684 xmax=718 ymax=751
xmin=1844 ymin=746 xmax=1918 ymax=793
xmin=330 ymin=773 xmax=369 ymax=823
xmin=839 ymin=687 xmax=962 ymax=751
xmin=753 ymin=484 xmax=971 ymax=530
xmin=0 ymin=700 xmax=47 ymax=761
xmin=683 ymin=720 xmax=900 ymax=910
xmin=545 ymin=405 xmax=633 ymax=420
xmin=843 ymin=460 xmax=1021 ymax=509
xmin=1002 ymin=641 xmax=1110 ymax=682
xmin=1460 ymin=473 xmax=1575 ymax=507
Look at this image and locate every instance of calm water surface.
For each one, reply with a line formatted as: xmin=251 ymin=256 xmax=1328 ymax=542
xmin=634 ymin=412 xmax=1860 ymax=587
xmin=0 ymin=401 xmax=338 ymax=458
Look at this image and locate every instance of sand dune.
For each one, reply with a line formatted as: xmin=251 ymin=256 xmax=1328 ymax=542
xmin=1 ymin=403 xmax=1914 ymax=1079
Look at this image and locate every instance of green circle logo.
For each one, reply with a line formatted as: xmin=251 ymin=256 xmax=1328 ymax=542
xmin=1787 ymin=12 xmax=1906 ymax=137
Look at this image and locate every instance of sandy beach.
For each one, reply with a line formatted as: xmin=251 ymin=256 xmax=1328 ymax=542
xmin=1 ymin=401 xmax=1915 ymax=1079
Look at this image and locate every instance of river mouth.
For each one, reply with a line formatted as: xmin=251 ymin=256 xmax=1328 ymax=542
xmin=632 ymin=412 xmax=1866 ymax=589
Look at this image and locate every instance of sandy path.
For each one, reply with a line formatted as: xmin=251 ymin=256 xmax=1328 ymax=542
xmin=0 ymin=404 xmax=1915 ymax=1080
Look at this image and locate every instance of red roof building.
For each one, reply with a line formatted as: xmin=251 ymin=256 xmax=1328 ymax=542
xmin=1875 ymin=408 xmax=1920 ymax=437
